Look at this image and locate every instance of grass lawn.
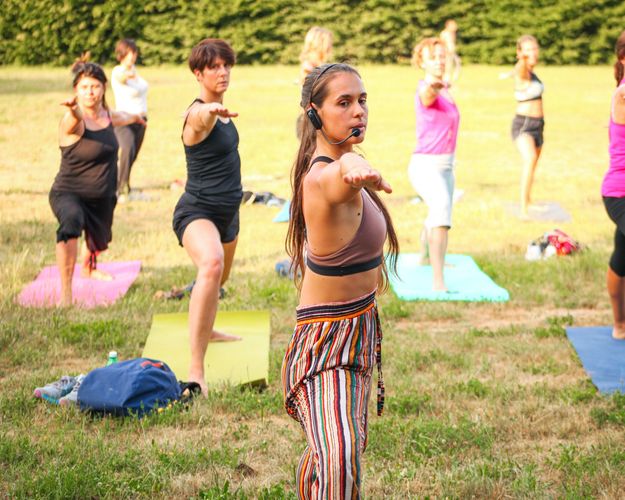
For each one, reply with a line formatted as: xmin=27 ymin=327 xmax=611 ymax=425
xmin=1 ymin=63 xmax=625 ymax=498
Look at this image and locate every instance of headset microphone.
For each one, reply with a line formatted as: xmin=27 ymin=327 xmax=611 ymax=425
xmin=320 ymin=127 xmax=361 ymax=145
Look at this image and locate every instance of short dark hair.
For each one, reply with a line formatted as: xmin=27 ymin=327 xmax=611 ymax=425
xmin=70 ymin=58 xmax=109 ymax=109
xmin=188 ymin=39 xmax=236 ymax=73
xmin=115 ymin=39 xmax=138 ymax=62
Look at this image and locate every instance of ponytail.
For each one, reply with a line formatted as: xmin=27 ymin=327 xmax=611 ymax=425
xmin=615 ymin=61 xmax=624 ymax=88
xmin=286 ymin=113 xmax=317 ymax=287
xmin=71 ymin=51 xmax=91 ymax=73
xmin=615 ymin=30 xmax=625 ymax=87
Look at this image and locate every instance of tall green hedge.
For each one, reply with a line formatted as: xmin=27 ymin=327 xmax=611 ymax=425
xmin=2 ymin=0 xmax=625 ymax=66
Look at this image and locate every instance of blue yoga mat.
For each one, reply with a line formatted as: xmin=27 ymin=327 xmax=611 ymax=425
xmin=566 ymin=326 xmax=625 ymax=394
xmin=388 ymin=253 xmax=509 ymax=302
xmin=273 ymin=200 xmax=290 ymax=223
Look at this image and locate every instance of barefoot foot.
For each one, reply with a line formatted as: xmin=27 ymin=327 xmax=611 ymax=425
xmin=432 ymin=282 xmax=448 ymax=292
xmin=188 ymin=374 xmax=208 ymax=397
xmin=529 ymin=203 xmax=549 ymax=213
xmin=210 ymin=330 xmax=242 ymax=342
xmin=81 ymin=268 xmax=113 ymax=281
xmin=58 ymin=295 xmax=73 ymax=308
xmin=612 ymin=326 xmax=625 ymax=340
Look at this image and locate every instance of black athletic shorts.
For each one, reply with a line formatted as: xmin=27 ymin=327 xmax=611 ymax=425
xmin=604 ymin=196 xmax=625 ymax=229
xmin=172 ymin=191 xmax=240 ymax=246
xmin=511 ymin=114 xmax=545 ymax=148
xmin=603 ymin=196 xmax=625 ymax=274
xmin=49 ymin=190 xmax=116 ymax=252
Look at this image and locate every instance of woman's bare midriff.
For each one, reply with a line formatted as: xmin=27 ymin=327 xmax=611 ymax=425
xmin=298 ymin=267 xmax=380 ymax=306
xmin=516 ymin=98 xmax=543 ymax=118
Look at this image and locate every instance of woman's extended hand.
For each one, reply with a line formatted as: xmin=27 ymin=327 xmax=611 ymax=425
xmin=343 ymin=166 xmax=392 ymax=193
xmin=60 ymin=96 xmax=78 ymax=109
xmin=206 ymin=102 xmax=238 ymax=118
xmin=134 ymin=114 xmax=147 ymax=126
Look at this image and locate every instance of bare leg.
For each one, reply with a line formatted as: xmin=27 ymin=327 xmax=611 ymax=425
xmin=56 ymin=239 xmax=78 ymax=306
xmin=429 ymin=226 xmax=449 ymax=291
xmin=220 ymin=236 xmax=238 ymax=286
xmin=516 ymin=134 xmax=542 ymax=217
xmin=183 ymin=220 xmax=241 ymax=396
xmin=607 ymin=267 xmax=625 ymax=339
xmin=79 ymin=241 xmax=112 ymax=280
xmin=419 ymin=226 xmax=430 ymax=265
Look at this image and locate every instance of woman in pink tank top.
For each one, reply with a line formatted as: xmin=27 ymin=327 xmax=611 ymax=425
xmin=408 ymin=37 xmax=460 ymax=291
xmin=602 ymin=30 xmax=625 ymax=340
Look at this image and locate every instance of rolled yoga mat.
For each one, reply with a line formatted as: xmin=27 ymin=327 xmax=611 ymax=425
xmin=17 ymin=260 xmax=141 ymax=308
xmin=566 ymin=326 xmax=625 ymax=394
xmin=388 ymin=253 xmax=509 ymax=302
xmin=143 ymin=310 xmax=271 ymax=387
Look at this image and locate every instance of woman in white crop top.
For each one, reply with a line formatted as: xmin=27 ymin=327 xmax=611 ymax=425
xmin=111 ymin=38 xmax=148 ymax=200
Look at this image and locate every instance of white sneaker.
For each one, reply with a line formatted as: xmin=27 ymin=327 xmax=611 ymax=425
xmin=59 ymin=374 xmax=86 ymax=407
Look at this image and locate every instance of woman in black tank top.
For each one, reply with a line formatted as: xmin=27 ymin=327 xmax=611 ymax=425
xmin=173 ymin=39 xmax=243 ymax=397
xmin=51 ymin=59 xmax=146 ymax=306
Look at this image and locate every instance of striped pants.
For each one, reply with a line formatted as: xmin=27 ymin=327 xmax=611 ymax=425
xmin=282 ymin=290 xmax=384 ymax=499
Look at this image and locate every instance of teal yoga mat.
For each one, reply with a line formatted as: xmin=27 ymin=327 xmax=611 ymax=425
xmin=566 ymin=326 xmax=625 ymax=394
xmin=388 ymin=253 xmax=510 ymax=302
xmin=273 ymin=200 xmax=290 ymax=222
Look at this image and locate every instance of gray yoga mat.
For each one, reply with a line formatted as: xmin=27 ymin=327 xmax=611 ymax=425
xmin=504 ymin=201 xmax=571 ymax=222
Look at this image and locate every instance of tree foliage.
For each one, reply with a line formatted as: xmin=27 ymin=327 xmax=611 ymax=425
xmin=2 ymin=0 xmax=624 ymax=66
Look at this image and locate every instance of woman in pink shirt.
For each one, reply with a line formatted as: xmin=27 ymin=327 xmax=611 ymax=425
xmin=408 ymin=37 xmax=460 ymax=291
xmin=602 ymin=30 xmax=625 ymax=340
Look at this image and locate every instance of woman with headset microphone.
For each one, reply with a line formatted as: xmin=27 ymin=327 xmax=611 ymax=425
xmin=282 ymin=63 xmax=399 ymax=498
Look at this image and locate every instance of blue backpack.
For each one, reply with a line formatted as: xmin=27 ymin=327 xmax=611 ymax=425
xmin=78 ymin=358 xmax=197 ymax=417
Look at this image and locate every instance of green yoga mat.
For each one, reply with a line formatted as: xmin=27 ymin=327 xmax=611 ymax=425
xmin=143 ymin=310 xmax=271 ymax=387
xmin=388 ymin=253 xmax=510 ymax=302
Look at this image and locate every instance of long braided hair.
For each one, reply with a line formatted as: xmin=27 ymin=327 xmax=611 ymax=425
xmin=615 ymin=30 xmax=625 ymax=87
xmin=286 ymin=63 xmax=399 ymax=291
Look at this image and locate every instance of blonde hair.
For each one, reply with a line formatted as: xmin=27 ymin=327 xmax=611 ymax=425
xmin=411 ymin=37 xmax=445 ymax=68
xmin=516 ymin=34 xmax=538 ymax=51
xmin=300 ymin=26 xmax=333 ymax=67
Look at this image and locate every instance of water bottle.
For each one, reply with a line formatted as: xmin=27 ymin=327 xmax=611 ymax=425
xmin=106 ymin=351 xmax=118 ymax=366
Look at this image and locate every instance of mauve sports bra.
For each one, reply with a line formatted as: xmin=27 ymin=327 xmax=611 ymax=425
xmin=305 ymin=156 xmax=387 ymax=277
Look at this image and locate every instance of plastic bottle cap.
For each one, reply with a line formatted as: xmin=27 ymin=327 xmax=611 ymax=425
xmin=109 ymin=351 xmax=117 ymax=357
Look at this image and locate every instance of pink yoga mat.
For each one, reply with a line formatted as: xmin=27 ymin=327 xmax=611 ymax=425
xmin=17 ymin=260 xmax=141 ymax=308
